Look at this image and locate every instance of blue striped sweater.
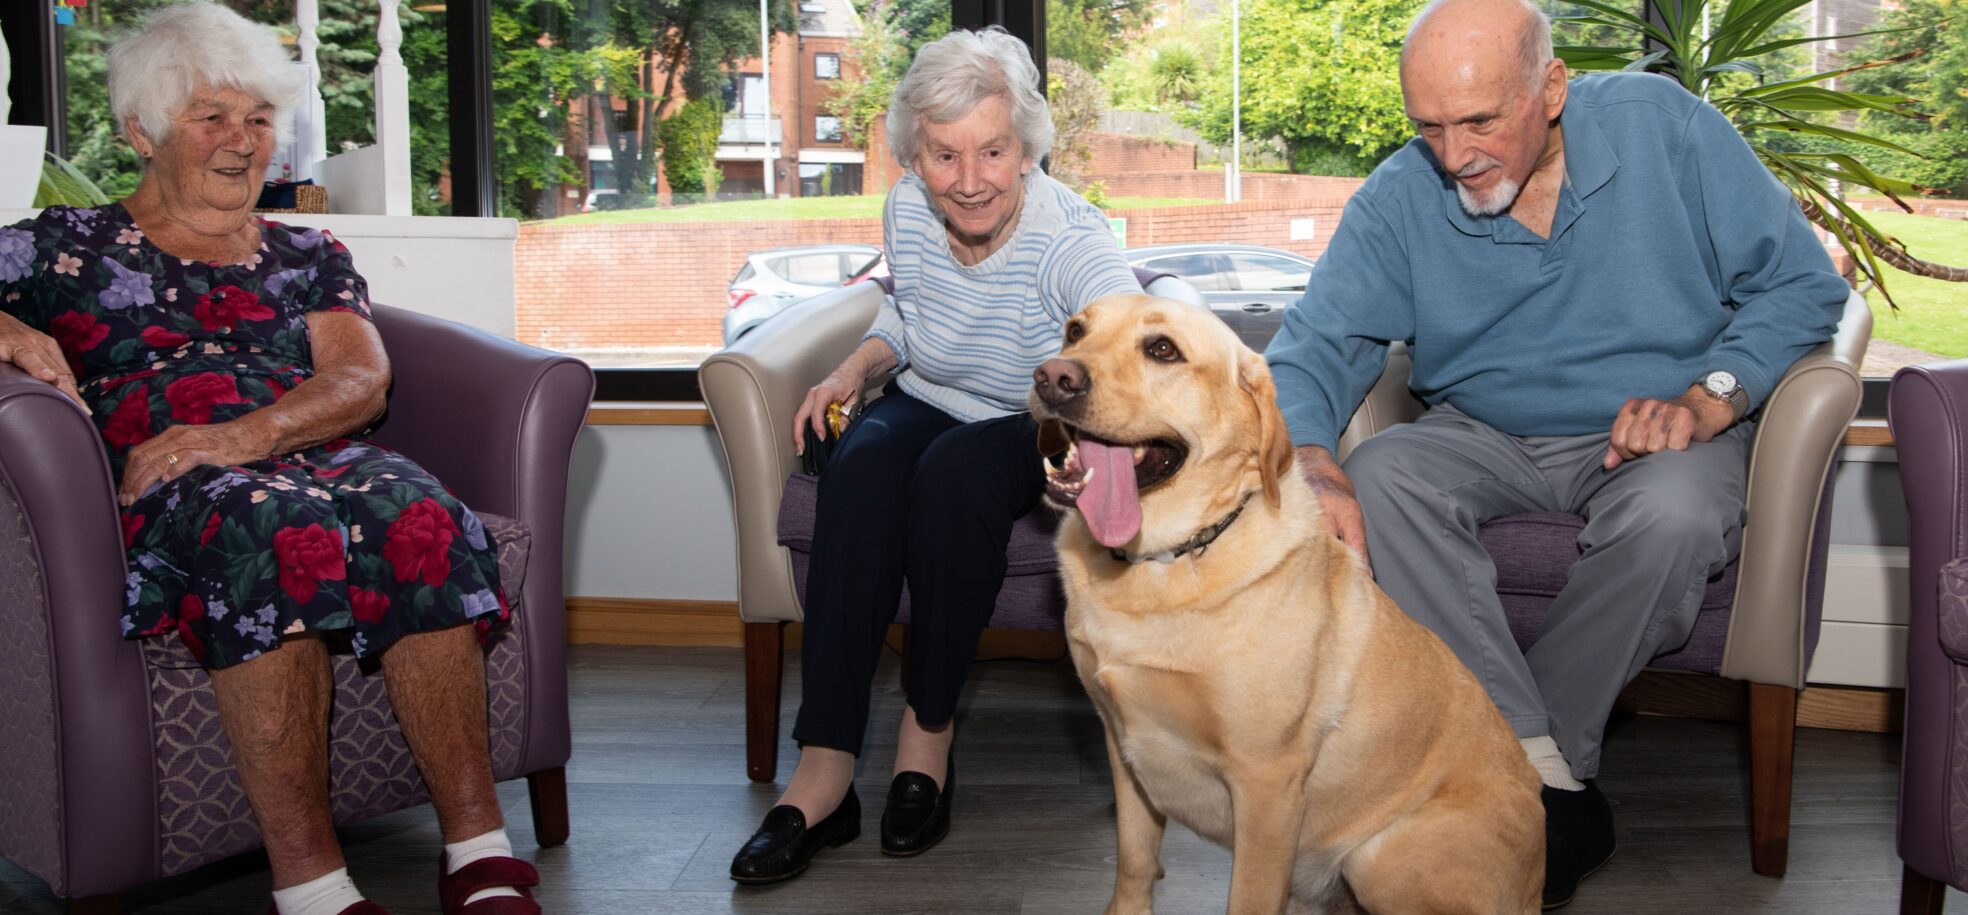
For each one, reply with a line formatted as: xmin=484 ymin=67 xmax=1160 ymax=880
xmin=865 ymin=170 xmax=1141 ymax=422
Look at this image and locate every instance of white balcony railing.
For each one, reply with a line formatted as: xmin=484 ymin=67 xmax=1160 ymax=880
xmin=719 ymin=116 xmax=784 ymax=146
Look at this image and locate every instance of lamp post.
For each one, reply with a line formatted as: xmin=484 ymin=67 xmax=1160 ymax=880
xmin=1226 ymin=0 xmax=1242 ymax=204
xmin=761 ymin=0 xmax=776 ymax=197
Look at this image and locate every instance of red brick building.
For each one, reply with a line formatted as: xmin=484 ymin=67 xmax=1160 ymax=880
xmin=562 ymin=0 xmax=868 ymax=215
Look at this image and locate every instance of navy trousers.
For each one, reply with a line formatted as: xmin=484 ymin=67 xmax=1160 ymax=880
xmin=791 ymin=385 xmax=1046 ymax=754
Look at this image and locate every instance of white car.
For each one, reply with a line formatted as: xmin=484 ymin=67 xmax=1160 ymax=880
xmin=1127 ymin=244 xmax=1316 ymax=349
xmin=722 ymin=245 xmax=887 ymax=344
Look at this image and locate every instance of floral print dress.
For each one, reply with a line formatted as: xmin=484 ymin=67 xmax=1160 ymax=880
xmin=0 ymin=204 xmax=509 ymax=669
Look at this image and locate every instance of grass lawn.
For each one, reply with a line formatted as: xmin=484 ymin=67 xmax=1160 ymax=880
xmin=539 ymin=194 xmax=1217 ymax=225
xmin=1862 ymin=210 xmax=1968 ymax=359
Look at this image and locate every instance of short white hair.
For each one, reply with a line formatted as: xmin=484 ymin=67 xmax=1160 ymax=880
xmin=886 ymin=26 xmax=1055 ymax=169
xmin=108 ymin=2 xmax=307 ymax=147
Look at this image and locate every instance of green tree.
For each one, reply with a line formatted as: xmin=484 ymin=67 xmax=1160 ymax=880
xmin=1046 ymin=57 xmax=1103 ymax=189
xmin=1102 ymin=36 xmax=1209 ymax=113
xmin=1839 ymin=0 xmax=1968 ymax=196
xmin=1046 ymin=0 xmax=1153 ymax=74
xmin=657 ymin=97 xmax=724 ymax=200
xmin=1185 ymin=0 xmax=1423 ymax=175
xmin=826 ymin=0 xmax=909 ymax=148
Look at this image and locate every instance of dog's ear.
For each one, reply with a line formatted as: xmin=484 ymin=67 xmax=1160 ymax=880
xmin=1239 ymin=352 xmax=1294 ymax=509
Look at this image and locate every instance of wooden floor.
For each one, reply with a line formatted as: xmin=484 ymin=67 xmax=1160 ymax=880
xmin=3 ymin=644 xmax=1961 ymax=914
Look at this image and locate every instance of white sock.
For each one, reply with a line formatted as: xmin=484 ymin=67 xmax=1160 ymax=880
xmin=444 ymin=828 xmax=524 ymax=905
xmin=1521 ymin=735 xmax=1587 ymax=791
xmin=272 ymin=867 xmax=365 ymax=915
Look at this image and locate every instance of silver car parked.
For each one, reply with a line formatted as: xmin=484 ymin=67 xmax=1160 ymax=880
xmin=1125 ymin=244 xmax=1316 ymax=350
xmin=722 ymin=245 xmax=887 ymax=344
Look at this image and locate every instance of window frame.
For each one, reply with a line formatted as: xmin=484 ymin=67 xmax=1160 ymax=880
xmin=13 ymin=0 xmax=1895 ymax=413
xmin=814 ymin=52 xmax=841 ymax=80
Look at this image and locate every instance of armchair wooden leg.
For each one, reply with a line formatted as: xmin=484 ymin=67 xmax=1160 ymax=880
xmin=745 ymin=621 xmax=786 ymax=783
xmin=1747 ymin=682 xmax=1798 ymax=877
xmin=526 ymin=766 xmax=570 ymax=847
xmin=1901 ymin=863 xmax=1948 ymax=915
xmin=65 ymin=895 xmax=121 ymax=915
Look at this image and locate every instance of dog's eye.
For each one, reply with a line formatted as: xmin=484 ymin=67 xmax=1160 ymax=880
xmin=1145 ymin=336 xmax=1183 ymax=363
xmin=1064 ymin=321 xmax=1087 ymax=345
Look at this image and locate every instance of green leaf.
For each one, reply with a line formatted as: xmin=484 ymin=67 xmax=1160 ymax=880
xmin=313 ymin=610 xmax=354 ymax=631
xmin=1748 ymin=86 xmax=1928 ymax=115
xmin=34 ymin=151 xmax=111 ymax=208
xmin=1737 ymin=119 xmax=1927 ymax=156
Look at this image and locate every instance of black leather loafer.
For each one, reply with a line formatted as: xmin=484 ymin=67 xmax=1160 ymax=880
xmin=880 ymin=758 xmax=953 ymax=856
xmin=729 ymin=786 xmax=861 ymax=884
xmin=1541 ymin=781 xmax=1615 ymax=909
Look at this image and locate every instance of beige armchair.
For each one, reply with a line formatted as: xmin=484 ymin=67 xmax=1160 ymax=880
xmin=700 ymin=276 xmax=1204 ymax=783
xmin=1332 ymin=288 xmax=1871 ymax=876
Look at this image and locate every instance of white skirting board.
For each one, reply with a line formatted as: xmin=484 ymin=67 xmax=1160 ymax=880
xmin=1808 ymin=544 xmax=1910 ymax=688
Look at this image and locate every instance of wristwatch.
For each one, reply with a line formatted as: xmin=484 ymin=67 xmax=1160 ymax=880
xmin=1700 ymin=370 xmax=1749 ymax=421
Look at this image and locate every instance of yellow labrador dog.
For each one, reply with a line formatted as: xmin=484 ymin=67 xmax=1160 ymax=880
xmin=1030 ymin=295 xmax=1542 ymax=915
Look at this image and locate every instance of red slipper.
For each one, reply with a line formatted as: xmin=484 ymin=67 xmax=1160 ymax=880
xmin=266 ymin=902 xmax=392 ymax=915
xmin=437 ymin=853 xmax=542 ymax=915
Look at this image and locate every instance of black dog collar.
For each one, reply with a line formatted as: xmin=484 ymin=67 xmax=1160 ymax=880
xmin=1109 ymin=493 xmax=1255 ymax=565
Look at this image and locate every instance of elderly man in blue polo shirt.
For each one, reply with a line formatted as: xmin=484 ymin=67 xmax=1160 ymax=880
xmin=1265 ymin=0 xmax=1848 ymax=905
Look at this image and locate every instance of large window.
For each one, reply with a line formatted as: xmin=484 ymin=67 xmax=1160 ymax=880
xmin=50 ymin=0 xmax=449 ymax=215
xmin=30 ymin=0 xmax=1961 ymax=398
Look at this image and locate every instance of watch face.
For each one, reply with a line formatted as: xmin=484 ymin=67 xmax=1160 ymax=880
xmin=1705 ymin=371 xmax=1738 ymax=396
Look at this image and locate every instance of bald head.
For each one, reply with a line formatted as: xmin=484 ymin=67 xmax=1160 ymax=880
xmin=1402 ymin=0 xmax=1553 ymax=94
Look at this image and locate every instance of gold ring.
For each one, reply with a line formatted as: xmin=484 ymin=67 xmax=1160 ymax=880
xmin=166 ymin=453 xmax=179 ymax=466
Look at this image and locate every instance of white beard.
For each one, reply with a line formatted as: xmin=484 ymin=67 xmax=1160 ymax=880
xmin=1457 ymin=174 xmax=1523 ymax=217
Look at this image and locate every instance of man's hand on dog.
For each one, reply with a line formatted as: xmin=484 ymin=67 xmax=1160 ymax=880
xmin=1602 ymin=384 xmax=1734 ymax=471
xmin=1296 ymin=445 xmax=1371 ymax=566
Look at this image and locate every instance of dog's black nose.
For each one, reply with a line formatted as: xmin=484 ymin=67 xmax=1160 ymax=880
xmin=1034 ymin=358 xmax=1090 ymax=406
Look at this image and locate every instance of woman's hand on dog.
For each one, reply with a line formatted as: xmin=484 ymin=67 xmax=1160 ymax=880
xmin=793 ymin=337 xmax=899 ymax=455
xmin=1297 ymin=445 xmax=1372 ymax=567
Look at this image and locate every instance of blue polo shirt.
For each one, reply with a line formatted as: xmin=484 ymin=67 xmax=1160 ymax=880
xmin=1266 ymin=73 xmax=1848 ymax=454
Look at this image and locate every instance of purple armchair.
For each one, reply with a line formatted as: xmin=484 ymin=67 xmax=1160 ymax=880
xmin=0 ymin=304 xmax=594 ymax=914
xmin=1888 ymin=359 xmax=1968 ymax=914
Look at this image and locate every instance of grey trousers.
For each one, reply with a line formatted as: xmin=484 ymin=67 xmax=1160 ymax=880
xmin=1343 ymin=403 xmax=1752 ymax=779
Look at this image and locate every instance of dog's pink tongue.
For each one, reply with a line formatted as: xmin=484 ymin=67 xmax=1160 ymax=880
xmin=1076 ymin=438 xmax=1141 ymax=548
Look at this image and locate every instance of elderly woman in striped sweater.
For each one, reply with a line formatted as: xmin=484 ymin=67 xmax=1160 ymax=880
xmin=729 ymin=26 xmax=1143 ymax=884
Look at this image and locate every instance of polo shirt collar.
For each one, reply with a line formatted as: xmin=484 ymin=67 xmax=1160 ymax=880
xmin=1434 ymin=95 xmax=1621 ymax=239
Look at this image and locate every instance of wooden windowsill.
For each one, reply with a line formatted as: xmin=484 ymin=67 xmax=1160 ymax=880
xmin=1843 ymin=419 xmax=1892 ymax=447
xmin=581 ymin=403 xmax=1898 ymax=448
xmin=585 ymin=403 xmax=711 ymax=426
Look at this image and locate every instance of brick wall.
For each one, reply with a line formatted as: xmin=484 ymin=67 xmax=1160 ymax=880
xmin=514 ymin=177 xmax=1366 ymax=351
xmin=515 ymin=218 xmax=883 ymax=351
xmin=1102 ymin=172 xmax=1366 ymax=202
xmin=1109 ymin=196 xmax=1357 ymax=262
xmin=1848 ymin=195 xmax=1968 ymax=220
xmin=1087 ymin=134 xmax=1196 ymax=175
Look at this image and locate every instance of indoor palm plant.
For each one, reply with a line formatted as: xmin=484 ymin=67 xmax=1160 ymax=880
xmin=1554 ymin=0 xmax=1967 ymax=304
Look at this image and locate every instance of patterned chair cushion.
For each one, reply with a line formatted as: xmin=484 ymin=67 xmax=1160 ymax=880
xmin=144 ymin=512 xmax=531 ymax=877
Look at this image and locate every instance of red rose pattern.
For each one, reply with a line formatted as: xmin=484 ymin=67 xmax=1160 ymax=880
xmin=383 ymin=498 xmax=457 ymax=587
xmin=16 ymin=211 xmax=501 ymax=669
xmin=141 ymin=326 xmax=191 ymax=349
xmin=350 ymin=587 xmax=390 ymax=624
xmin=102 ymin=390 xmax=152 ymax=449
xmin=192 ymin=285 xmax=274 ymax=331
xmin=50 ymin=311 xmax=110 ymax=356
xmin=273 ymin=523 xmax=346 ymax=604
xmin=176 ymin=594 xmax=206 ymax=660
xmin=164 ymin=372 xmax=246 ymax=424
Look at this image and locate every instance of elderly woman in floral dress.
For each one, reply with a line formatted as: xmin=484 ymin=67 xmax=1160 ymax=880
xmin=0 ymin=5 xmax=540 ymax=915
